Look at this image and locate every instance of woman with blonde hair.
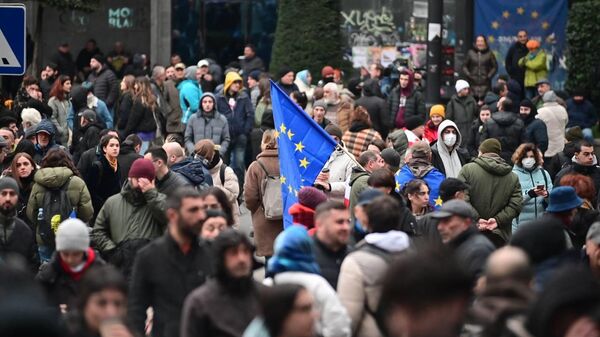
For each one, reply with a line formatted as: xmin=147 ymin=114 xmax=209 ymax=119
xmin=123 ymin=77 xmax=158 ymax=154
xmin=244 ymin=130 xmax=282 ymax=257
xmin=116 ymin=74 xmax=135 ymax=133
xmin=342 ymin=106 xmax=382 ymax=158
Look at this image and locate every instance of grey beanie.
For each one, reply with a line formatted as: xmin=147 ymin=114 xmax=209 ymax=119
xmin=542 ymin=90 xmax=558 ymax=103
xmin=313 ymin=100 xmax=327 ymax=110
xmin=0 ymin=177 xmax=19 ymax=194
xmin=55 ymin=218 xmax=89 ymax=252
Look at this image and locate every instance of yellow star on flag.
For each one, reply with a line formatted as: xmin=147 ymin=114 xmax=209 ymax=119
xmin=287 ymin=129 xmax=295 ymax=140
xmin=435 ymin=196 xmax=443 ymax=207
xmin=502 ymin=10 xmax=510 ymax=19
xmin=280 ymin=175 xmax=286 ymax=184
xmin=274 ymin=130 xmax=280 ymax=138
xmin=517 ymin=7 xmax=525 ymax=15
xmin=488 ymin=35 xmax=496 ymax=43
xmin=531 ymin=11 xmax=539 ymax=19
xmin=299 ymin=157 xmax=310 ymax=169
xmin=491 ymin=21 xmax=499 ymax=29
xmin=395 ymin=181 xmax=400 ymax=191
xmin=279 ymin=123 xmax=287 ymax=134
xmin=541 ymin=21 xmax=550 ymax=30
xmin=294 ymin=141 xmax=305 ymax=152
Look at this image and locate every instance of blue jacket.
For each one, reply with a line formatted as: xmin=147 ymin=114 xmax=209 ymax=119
xmin=215 ymin=91 xmax=254 ymax=136
xmin=511 ymin=165 xmax=553 ymax=232
xmin=395 ymin=161 xmax=445 ymax=209
xmin=566 ymin=98 xmax=597 ymax=129
xmin=177 ymin=79 xmax=202 ymax=124
xmin=67 ymin=97 xmax=113 ymax=129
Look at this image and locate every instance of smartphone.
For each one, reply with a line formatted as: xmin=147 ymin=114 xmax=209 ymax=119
xmin=322 ymin=168 xmax=330 ymax=173
xmin=536 ymin=184 xmax=545 ymax=190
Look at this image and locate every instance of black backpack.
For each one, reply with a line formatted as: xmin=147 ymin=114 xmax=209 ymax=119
xmin=37 ymin=178 xmax=73 ymax=248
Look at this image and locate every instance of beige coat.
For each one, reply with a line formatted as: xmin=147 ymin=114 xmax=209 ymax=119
xmin=243 ymin=149 xmax=283 ymax=256
xmin=209 ymin=159 xmax=240 ymax=226
xmin=536 ymin=102 xmax=568 ymax=157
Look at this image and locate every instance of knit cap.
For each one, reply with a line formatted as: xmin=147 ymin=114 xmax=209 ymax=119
xmin=405 ymin=116 xmax=424 ymax=131
xmin=479 ymin=138 xmax=502 ymax=155
xmin=55 ymin=218 xmax=90 ymax=252
xmin=542 ymin=90 xmax=558 ymax=103
xmin=0 ymin=177 xmax=19 ymax=194
xmin=455 ymin=79 xmax=470 ymax=93
xmin=128 ymin=158 xmax=156 ymax=181
xmin=298 ymin=187 xmax=327 ymax=210
xmin=429 ymin=104 xmax=445 ymax=118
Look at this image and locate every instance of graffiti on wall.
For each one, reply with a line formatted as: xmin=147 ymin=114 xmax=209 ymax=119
xmin=341 ymin=7 xmax=401 ymax=47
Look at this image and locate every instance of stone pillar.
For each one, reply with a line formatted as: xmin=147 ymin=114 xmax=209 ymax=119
xmin=150 ymin=0 xmax=171 ymax=67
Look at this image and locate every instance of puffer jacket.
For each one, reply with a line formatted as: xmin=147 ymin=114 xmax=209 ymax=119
xmin=26 ymin=167 xmax=94 ymax=244
xmin=90 ymin=183 xmax=167 ymax=254
xmin=48 ymin=97 xmax=71 ymax=145
xmin=536 ymin=102 xmax=568 ymax=157
xmin=518 ymin=50 xmax=548 ymax=88
xmin=87 ymin=66 xmax=119 ymax=108
xmin=337 ymin=230 xmax=411 ymax=337
xmin=209 ymin=159 xmax=240 ymax=226
xmin=462 ymin=47 xmax=498 ymax=99
xmin=184 ymin=109 xmax=230 ymax=156
xmin=355 ymin=79 xmax=389 ymax=138
xmin=216 ymin=72 xmax=255 ymax=136
xmin=446 ymin=94 xmax=478 ymax=148
xmin=512 ymin=165 xmax=552 ymax=233
xmin=322 ymin=146 xmax=356 ymax=202
xmin=171 ymin=157 xmax=212 ymax=188
xmin=566 ymin=98 xmax=597 ymax=129
xmin=177 ymin=67 xmax=203 ymax=124
xmin=481 ymin=111 xmax=527 ymax=163
xmin=457 ymin=154 xmax=523 ymax=244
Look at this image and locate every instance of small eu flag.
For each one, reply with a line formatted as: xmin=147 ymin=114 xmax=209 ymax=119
xmin=270 ymin=81 xmax=337 ymax=228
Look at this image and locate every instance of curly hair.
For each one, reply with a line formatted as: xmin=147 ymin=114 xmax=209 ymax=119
xmin=559 ymin=173 xmax=596 ymax=202
xmin=40 ymin=148 xmax=81 ymax=177
xmin=512 ymin=143 xmax=543 ymax=167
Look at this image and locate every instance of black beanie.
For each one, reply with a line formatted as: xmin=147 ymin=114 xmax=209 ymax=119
xmin=405 ymin=116 xmax=424 ymax=131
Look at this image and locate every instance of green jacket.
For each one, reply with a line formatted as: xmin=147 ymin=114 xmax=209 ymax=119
xmin=26 ymin=167 xmax=94 ymax=244
xmin=457 ymin=154 xmax=522 ymax=243
xmin=518 ymin=50 xmax=548 ymax=88
xmin=91 ymin=183 xmax=167 ymax=253
xmin=348 ymin=168 xmax=370 ymax=219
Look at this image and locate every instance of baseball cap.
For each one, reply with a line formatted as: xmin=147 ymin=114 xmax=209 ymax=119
xmin=430 ymin=199 xmax=476 ymax=219
xmin=197 ymin=59 xmax=210 ymax=68
xmin=357 ymin=188 xmax=385 ymax=206
xmin=174 ymin=62 xmax=186 ymax=70
xmin=535 ymin=78 xmax=550 ymax=86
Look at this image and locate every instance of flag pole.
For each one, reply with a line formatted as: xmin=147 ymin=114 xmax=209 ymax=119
xmin=336 ymin=144 xmax=366 ymax=171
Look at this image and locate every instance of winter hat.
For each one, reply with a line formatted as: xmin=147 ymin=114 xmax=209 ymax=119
xmin=248 ymin=70 xmax=261 ymax=81
xmin=20 ymin=108 xmax=42 ymax=126
xmin=542 ymin=90 xmax=558 ymax=103
xmin=321 ymin=66 xmax=335 ymax=78
xmin=91 ymin=54 xmax=105 ymax=64
xmin=510 ymin=217 xmax=568 ymax=265
xmin=298 ymin=187 xmax=327 ymax=210
xmin=194 ymin=139 xmax=216 ymax=160
xmin=565 ymin=126 xmax=584 ymax=142
xmin=357 ymin=188 xmax=384 ymax=206
xmin=78 ymin=109 xmax=96 ymax=123
xmin=455 ymin=79 xmax=470 ymax=93
xmin=0 ymin=177 xmax=19 ymax=194
xmin=55 ymin=218 xmax=89 ymax=252
xmin=439 ymin=178 xmax=469 ymax=201
xmin=196 ymin=59 xmax=210 ymax=68
xmin=200 ymin=92 xmax=216 ymax=105
xmin=35 ymin=119 xmax=56 ymax=136
xmin=278 ymin=66 xmax=294 ymax=80
xmin=268 ymin=226 xmax=320 ymax=276
xmin=410 ymin=140 xmax=432 ymax=159
xmin=526 ymin=40 xmax=540 ymax=50
xmin=429 ymin=104 xmax=445 ymax=118
xmin=325 ymin=124 xmax=343 ymax=140
xmin=405 ymin=116 xmax=424 ymax=131
xmin=128 ymin=158 xmax=156 ymax=181
xmin=312 ymin=100 xmax=327 ymax=110
xmin=381 ymin=148 xmax=401 ymax=171
xmin=546 ymin=186 xmax=583 ymax=213
xmin=479 ymin=138 xmax=502 ymax=155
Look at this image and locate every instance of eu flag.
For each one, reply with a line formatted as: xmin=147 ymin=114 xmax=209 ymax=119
xmin=270 ymin=81 xmax=337 ymax=228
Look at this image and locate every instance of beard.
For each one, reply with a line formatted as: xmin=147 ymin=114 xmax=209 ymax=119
xmin=217 ymin=264 xmax=254 ymax=294
xmin=177 ymin=218 xmax=201 ymax=239
xmin=0 ymin=203 xmax=16 ymax=217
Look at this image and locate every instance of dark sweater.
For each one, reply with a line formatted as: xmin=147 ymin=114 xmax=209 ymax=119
xmin=312 ymin=237 xmax=350 ymax=289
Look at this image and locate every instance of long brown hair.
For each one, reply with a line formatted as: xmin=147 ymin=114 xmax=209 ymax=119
xmin=40 ymin=148 xmax=81 ymax=177
xmin=133 ymin=76 xmax=157 ymax=110
xmin=48 ymin=75 xmax=71 ymax=101
xmin=121 ymin=75 xmax=135 ymax=95
xmin=10 ymin=152 xmax=36 ymax=188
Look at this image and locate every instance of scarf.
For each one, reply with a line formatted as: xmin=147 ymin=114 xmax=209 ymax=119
xmin=106 ymin=155 xmax=118 ymax=172
xmin=436 ymin=141 xmax=462 ymax=178
xmin=59 ymin=248 xmax=97 ymax=281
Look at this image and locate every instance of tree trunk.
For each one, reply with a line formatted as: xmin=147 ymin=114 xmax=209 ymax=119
xmin=30 ymin=3 xmax=44 ymax=76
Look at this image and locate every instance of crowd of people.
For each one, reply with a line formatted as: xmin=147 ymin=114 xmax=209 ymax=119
xmin=0 ymin=29 xmax=599 ymax=337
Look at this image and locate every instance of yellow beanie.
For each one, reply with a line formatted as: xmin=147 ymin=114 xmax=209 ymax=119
xmin=429 ymin=104 xmax=445 ymax=118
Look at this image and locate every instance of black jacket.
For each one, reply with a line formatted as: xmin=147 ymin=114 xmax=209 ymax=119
xmin=481 ymin=111 xmax=526 ymax=163
xmin=116 ymin=92 xmax=134 ymax=132
xmin=355 ymin=79 xmax=390 ymax=139
xmin=128 ymin=233 xmax=213 ymax=337
xmin=87 ymin=66 xmax=119 ymax=109
xmin=74 ymin=122 xmax=102 ymax=164
xmin=387 ymin=85 xmax=426 ymax=128
xmin=0 ymin=215 xmax=38 ymax=272
xmin=123 ymin=100 xmax=157 ymax=137
xmin=546 ymin=142 xmax=577 ymax=180
xmin=505 ymin=42 xmax=529 ymax=84
xmin=431 ymin=144 xmax=472 ymax=177
xmin=449 ymin=226 xmax=495 ymax=280
xmin=85 ymin=154 xmax=121 ymax=216
xmin=117 ymin=142 xmax=142 ymax=186
xmin=156 ymin=171 xmax=189 ymax=197
xmin=312 ymin=237 xmax=351 ymax=289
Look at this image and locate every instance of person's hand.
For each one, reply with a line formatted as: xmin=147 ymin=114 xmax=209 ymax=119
xmin=486 ymin=218 xmax=498 ymax=230
xmin=477 ymin=219 xmax=489 ymax=231
xmin=204 ymin=73 xmax=213 ymax=81
xmin=14 ymin=135 xmax=22 ymax=146
xmin=564 ymin=317 xmax=600 ymax=337
xmin=99 ymin=320 xmax=134 ymax=337
xmin=316 ymin=171 xmax=330 ymax=182
xmin=313 ymin=180 xmax=330 ymax=191
xmin=534 ymin=186 xmax=547 ymax=197
xmin=137 ymin=178 xmax=155 ymax=193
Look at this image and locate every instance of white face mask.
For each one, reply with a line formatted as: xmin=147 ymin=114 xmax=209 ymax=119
xmin=443 ymin=133 xmax=457 ymax=147
xmin=522 ymin=157 xmax=536 ymax=169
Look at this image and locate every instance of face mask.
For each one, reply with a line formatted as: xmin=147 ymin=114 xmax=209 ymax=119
xmin=443 ymin=133 xmax=457 ymax=147
xmin=522 ymin=158 xmax=536 ymax=169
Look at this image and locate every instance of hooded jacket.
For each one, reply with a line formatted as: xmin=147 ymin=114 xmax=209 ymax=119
xmin=185 ymin=92 xmax=231 ymax=155
xmin=355 ymin=79 xmax=389 ymax=138
xmin=338 ymin=231 xmax=410 ymax=337
xmin=387 ymin=72 xmax=426 ymax=129
xmin=216 ymin=72 xmax=255 ymax=136
xmin=512 ymin=164 xmax=552 ymax=232
xmin=518 ymin=49 xmax=548 ymax=88
xmin=177 ymin=66 xmax=203 ymax=124
xmin=395 ymin=158 xmax=445 ymax=208
xmin=536 ymin=101 xmax=568 ymax=157
xmin=566 ymin=97 xmax=597 ymax=129
xmin=481 ymin=111 xmax=527 ymax=163
xmin=446 ymin=94 xmax=478 ymax=147
xmin=171 ymin=157 xmax=212 ymax=188
xmin=73 ymin=120 xmax=103 ymax=163
xmin=519 ymin=100 xmax=548 ymax=153
xmin=348 ymin=167 xmax=370 ymax=217
xmin=33 ymin=119 xmax=61 ymax=164
xmin=431 ymin=120 xmax=471 ymax=178
xmin=458 ymin=154 xmax=523 ymax=244
xmin=26 ymin=167 xmax=94 ymax=243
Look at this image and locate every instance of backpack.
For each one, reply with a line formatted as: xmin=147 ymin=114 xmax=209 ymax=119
xmin=37 ymin=178 xmax=73 ymax=248
xmin=256 ymin=160 xmax=283 ymax=220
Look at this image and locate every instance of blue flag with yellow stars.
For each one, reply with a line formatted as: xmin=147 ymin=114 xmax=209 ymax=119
xmin=270 ymin=80 xmax=337 ymax=228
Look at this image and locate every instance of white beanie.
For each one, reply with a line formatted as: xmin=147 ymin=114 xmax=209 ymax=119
xmin=55 ymin=218 xmax=90 ymax=252
xmin=21 ymin=108 xmax=42 ymax=125
xmin=455 ymin=79 xmax=470 ymax=93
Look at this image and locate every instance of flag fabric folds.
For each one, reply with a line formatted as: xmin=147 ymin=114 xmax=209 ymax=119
xmin=270 ymin=81 xmax=337 ymax=228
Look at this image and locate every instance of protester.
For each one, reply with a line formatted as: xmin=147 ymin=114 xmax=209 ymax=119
xmin=431 ymin=120 xmax=471 ymax=178
xmin=505 ymin=30 xmax=529 ymax=94
xmin=458 ymin=138 xmax=523 ymax=246
xmin=144 ymin=147 xmax=188 ymax=197
xmin=164 ymin=140 xmax=212 ymax=190
xmin=184 ymin=92 xmax=230 ymax=156
xmin=289 ymin=186 xmax=327 ymax=233
xmin=535 ymin=91 xmax=568 ymax=162
xmin=342 ymin=106 xmax=382 ymax=158
xmin=566 ymin=89 xmax=597 ymax=143
xmin=127 ymin=188 xmax=212 ymax=337
xmin=555 ymin=141 xmax=600 ymax=194
xmin=200 ymin=209 xmax=229 ymax=240
xmin=446 ymin=79 xmax=478 ymax=147
xmin=5 ymin=152 xmax=36 ymax=224
xmin=388 ymin=70 xmax=425 ymax=130
xmin=380 ymin=148 xmax=401 ymax=173
xmin=462 ymin=35 xmax=497 ymax=100
xmin=84 ymin=134 xmax=121 ymax=216
xmin=87 ymin=54 xmax=119 ymax=110
xmin=313 ymin=125 xmax=355 ymax=202
xmin=47 ymin=75 xmax=72 ymax=145
xmin=116 ymin=75 xmax=135 ymax=133
xmin=402 ymin=179 xmax=434 ymax=220
xmin=481 ymin=98 xmax=527 ymax=162
xmin=348 ymin=151 xmax=385 ymax=218
xmin=123 ymin=77 xmax=158 ymax=154
xmin=355 ymin=79 xmax=389 ymax=138
xmin=558 ymin=174 xmax=599 ymax=249
xmin=519 ymin=99 xmax=548 ymax=154
xmin=467 ymin=105 xmax=492 ymax=157
xmin=200 ymin=187 xmax=237 ymax=228
xmin=518 ymin=40 xmax=548 ymax=99
xmin=423 ymin=104 xmax=445 ymax=144
xmin=33 ymin=119 xmax=62 ymax=164
xmin=181 ymin=229 xmax=260 ymax=337
xmin=150 ymin=65 xmax=185 ymax=137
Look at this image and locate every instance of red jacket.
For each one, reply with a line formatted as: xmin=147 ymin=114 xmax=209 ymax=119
xmin=423 ymin=119 xmax=440 ymax=144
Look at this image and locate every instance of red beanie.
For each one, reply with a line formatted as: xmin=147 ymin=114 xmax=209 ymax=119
xmin=321 ymin=66 xmax=334 ymax=78
xmin=128 ymin=158 xmax=156 ymax=181
xmin=298 ymin=186 xmax=328 ymax=210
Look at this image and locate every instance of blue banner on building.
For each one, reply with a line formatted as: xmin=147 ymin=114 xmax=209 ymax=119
xmin=474 ymin=0 xmax=568 ymax=89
